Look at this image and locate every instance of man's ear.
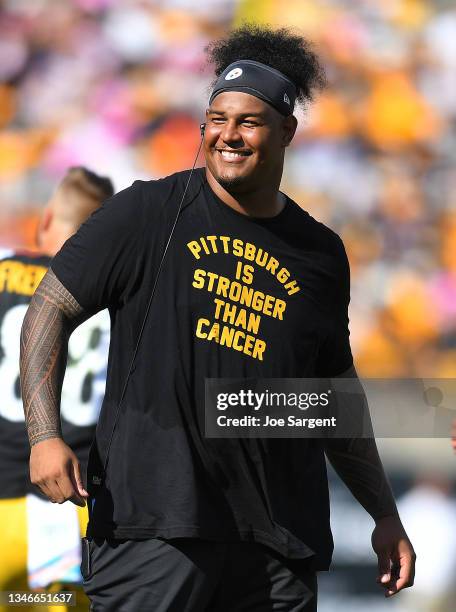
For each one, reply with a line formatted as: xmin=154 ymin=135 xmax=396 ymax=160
xmin=36 ymin=207 xmax=53 ymax=247
xmin=40 ymin=207 xmax=53 ymax=232
xmin=282 ymin=114 xmax=298 ymax=147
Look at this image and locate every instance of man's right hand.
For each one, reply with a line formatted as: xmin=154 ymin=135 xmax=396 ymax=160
xmin=30 ymin=438 xmax=89 ymax=507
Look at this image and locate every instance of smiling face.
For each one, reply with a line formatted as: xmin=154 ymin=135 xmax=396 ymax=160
xmin=204 ymin=91 xmax=296 ymax=194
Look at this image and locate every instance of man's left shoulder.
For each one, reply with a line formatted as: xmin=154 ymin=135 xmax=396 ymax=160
xmin=286 ymin=199 xmax=346 ymax=257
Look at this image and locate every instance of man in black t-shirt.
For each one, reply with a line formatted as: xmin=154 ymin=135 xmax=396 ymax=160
xmin=20 ymin=26 xmax=416 ymax=611
xmin=1 ymin=167 xmax=113 ymax=612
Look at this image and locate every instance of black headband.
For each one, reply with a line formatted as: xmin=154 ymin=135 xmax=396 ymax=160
xmin=209 ymin=60 xmax=297 ymax=117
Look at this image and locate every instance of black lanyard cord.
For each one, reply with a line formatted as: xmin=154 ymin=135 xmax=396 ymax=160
xmin=92 ymin=134 xmax=205 ymax=489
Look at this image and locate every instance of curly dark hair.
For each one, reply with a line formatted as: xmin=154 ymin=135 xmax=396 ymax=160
xmin=205 ymin=23 xmax=326 ymax=106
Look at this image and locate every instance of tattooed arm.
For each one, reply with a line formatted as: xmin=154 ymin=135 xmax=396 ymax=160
xmin=20 ymin=269 xmax=91 ymax=506
xmin=324 ymin=364 xmax=416 ymax=597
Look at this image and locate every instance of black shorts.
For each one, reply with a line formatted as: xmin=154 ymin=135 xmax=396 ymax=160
xmin=81 ymin=537 xmax=318 ymax=611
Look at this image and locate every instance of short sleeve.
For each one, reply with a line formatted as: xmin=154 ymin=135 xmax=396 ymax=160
xmin=316 ymin=236 xmax=353 ymax=377
xmin=51 ymin=181 xmax=144 ymax=312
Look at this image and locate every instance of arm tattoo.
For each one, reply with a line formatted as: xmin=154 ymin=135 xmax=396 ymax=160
xmin=20 ymin=269 xmax=85 ymax=447
xmin=324 ymin=365 xmax=399 ymax=522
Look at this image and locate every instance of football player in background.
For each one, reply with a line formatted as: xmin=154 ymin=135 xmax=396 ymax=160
xmin=0 ymin=167 xmax=113 ymax=612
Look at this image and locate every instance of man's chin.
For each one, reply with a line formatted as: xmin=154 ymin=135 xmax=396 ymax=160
xmin=215 ymin=172 xmax=250 ymax=193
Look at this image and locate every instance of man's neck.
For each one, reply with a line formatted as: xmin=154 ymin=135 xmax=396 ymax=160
xmin=38 ymin=224 xmax=75 ymax=257
xmin=205 ymin=168 xmax=285 ymax=218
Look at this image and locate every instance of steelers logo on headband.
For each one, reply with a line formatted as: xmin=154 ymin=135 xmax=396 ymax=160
xmin=225 ymin=67 xmax=243 ymax=80
xmin=209 ymin=60 xmax=297 ymax=116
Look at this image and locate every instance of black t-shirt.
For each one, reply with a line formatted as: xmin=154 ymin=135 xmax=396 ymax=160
xmin=51 ymin=168 xmax=353 ymax=569
xmin=0 ymin=250 xmax=109 ymax=498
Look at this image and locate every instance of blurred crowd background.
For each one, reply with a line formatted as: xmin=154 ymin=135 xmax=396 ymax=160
xmin=1 ymin=0 xmax=455 ymax=610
